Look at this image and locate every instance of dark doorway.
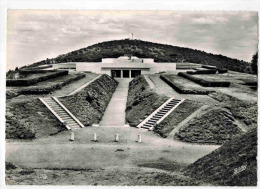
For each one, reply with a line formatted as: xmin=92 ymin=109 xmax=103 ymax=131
xmin=111 ymin=70 xmax=121 ymax=78
xmin=131 ymin=70 xmax=141 ymax=78
xmin=123 ymin=70 xmax=130 ymax=78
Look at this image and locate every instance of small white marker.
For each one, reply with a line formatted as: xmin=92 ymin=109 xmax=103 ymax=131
xmin=93 ymin=133 xmax=97 ymax=142
xmin=70 ymin=132 xmax=74 ymax=141
xmin=115 ymin=134 xmax=119 ymax=142
xmin=138 ymin=134 xmax=142 ymax=143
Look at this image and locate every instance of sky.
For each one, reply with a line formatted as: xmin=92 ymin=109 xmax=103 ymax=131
xmin=7 ymin=10 xmax=258 ymax=71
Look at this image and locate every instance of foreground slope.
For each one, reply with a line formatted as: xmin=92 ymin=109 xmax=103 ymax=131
xmin=185 ymin=127 xmax=257 ymax=186
xmin=27 ymin=39 xmax=251 ymax=73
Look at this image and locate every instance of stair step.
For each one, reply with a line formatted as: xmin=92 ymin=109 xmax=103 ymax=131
xmin=150 ymin=119 xmax=159 ymax=122
xmin=147 ymin=120 xmax=156 ymax=124
xmin=63 ymin=119 xmax=76 ymax=123
xmin=156 ymin=112 xmax=167 ymax=115
xmin=141 ymin=125 xmax=152 ymax=129
xmin=161 ymin=108 xmax=171 ymax=111
xmin=68 ymin=124 xmax=79 ymax=127
xmin=144 ymin=122 xmax=156 ymax=126
xmin=153 ymin=115 xmax=164 ymax=118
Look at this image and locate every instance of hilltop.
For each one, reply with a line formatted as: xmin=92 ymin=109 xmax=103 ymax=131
xmin=24 ymin=39 xmax=252 ymax=73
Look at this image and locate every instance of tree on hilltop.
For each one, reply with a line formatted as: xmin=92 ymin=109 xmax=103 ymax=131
xmin=251 ymin=52 xmax=258 ymax=74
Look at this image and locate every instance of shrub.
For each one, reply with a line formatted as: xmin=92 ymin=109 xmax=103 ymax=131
xmin=160 ymin=75 xmax=214 ymax=94
xmin=178 ymin=72 xmax=230 ymax=87
xmin=6 ymin=70 xmax=68 ymax=86
xmin=6 ymin=162 xmax=17 ymax=170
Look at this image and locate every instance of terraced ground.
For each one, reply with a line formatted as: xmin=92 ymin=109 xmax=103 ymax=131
xmin=5 ymin=70 xmax=257 ymax=186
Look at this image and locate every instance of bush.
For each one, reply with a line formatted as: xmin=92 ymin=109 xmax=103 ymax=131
xmin=6 ymin=162 xmax=17 ymax=170
xmin=178 ymin=72 xmax=230 ymax=87
xmin=6 ymin=70 xmax=68 ymax=86
xmin=6 ymin=118 xmax=35 ymax=139
xmin=20 ymin=74 xmax=85 ymax=94
xmin=160 ymin=75 xmax=214 ymax=94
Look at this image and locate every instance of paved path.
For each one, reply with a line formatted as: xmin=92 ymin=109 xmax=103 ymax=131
xmin=99 ymin=78 xmax=132 ymax=126
xmin=6 ymin=127 xmax=220 ymax=169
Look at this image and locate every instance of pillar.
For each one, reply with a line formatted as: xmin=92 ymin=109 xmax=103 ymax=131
xmin=138 ymin=134 xmax=142 ymax=143
xmin=93 ymin=133 xmax=97 ymax=142
xmin=129 ymin=70 xmax=132 ymax=78
xmin=70 ymin=131 xmax=74 ymax=141
xmin=121 ymin=70 xmax=123 ymax=78
xmin=115 ymin=134 xmax=119 ymax=142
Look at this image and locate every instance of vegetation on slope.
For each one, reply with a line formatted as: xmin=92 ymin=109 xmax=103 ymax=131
xmin=24 ymin=39 xmax=252 ymax=73
xmin=209 ymin=92 xmax=257 ymax=129
xmin=6 ymin=99 xmax=64 ymax=139
xmin=125 ymin=75 xmax=168 ymax=127
xmin=185 ymin=127 xmax=257 ymax=186
xmin=175 ymin=108 xmax=244 ymax=145
xmin=59 ymin=74 xmax=118 ymax=126
xmin=154 ymin=100 xmax=202 ymax=138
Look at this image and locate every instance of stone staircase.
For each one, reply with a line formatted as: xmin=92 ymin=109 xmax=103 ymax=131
xmin=39 ymin=97 xmax=84 ymax=130
xmin=137 ymin=97 xmax=185 ymax=130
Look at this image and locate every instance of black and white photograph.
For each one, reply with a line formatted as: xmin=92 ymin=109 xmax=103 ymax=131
xmin=1 ymin=0 xmax=259 ymax=187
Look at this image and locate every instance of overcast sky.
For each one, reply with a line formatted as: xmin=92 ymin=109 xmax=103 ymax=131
xmin=7 ymin=10 xmax=258 ymax=70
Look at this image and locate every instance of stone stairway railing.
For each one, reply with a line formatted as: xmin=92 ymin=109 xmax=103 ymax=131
xmin=137 ymin=97 xmax=185 ymax=130
xmin=39 ymin=97 xmax=84 ymax=130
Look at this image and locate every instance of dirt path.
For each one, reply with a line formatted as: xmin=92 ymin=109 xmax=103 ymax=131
xmin=99 ymin=78 xmax=132 ymax=126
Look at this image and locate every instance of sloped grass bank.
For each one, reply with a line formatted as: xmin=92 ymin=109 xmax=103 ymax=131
xmin=125 ymin=76 xmax=168 ymax=127
xmin=154 ymin=100 xmax=202 ymax=138
xmin=59 ymin=74 xmax=118 ymax=126
xmin=175 ymin=108 xmax=244 ymax=145
xmin=185 ymin=127 xmax=257 ymax=186
xmin=6 ymin=99 xmax=64 ymax=139
xmin=209 ymin=92 xmax=257 ymax=129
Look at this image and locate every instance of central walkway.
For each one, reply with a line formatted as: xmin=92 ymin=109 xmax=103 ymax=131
xmin=99 ymin=78 xmax=132 ymax=126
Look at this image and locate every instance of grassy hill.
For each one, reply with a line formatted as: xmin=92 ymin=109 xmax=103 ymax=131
xmin=23 ymin=39 xmax=252 ymax=73
xmin=184 ymin=127 xmax=257 ymax=186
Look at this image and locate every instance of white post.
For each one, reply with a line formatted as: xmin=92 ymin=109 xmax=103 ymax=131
xmin=138 ymin=134 xmax=142 ymax=143
xmin=93 ymin=133 xmax=97 ymax=142
xmin=70 ymin=132 xmax=74 ymax=141
xmin=121 ymin=70 xmax=123 ymax=78
xmin=115 ymin=134 xmax=119 ymax=142
xmin=129 ymin=70 xmax=132 ymax=78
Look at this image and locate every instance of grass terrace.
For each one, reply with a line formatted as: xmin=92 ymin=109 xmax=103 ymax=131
xmin=160 ymin=74 xmax=214 ymax=94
